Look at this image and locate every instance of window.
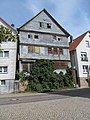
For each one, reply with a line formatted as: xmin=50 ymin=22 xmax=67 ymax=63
xmin=28 ymin=46 xmax=34 ymax=53
xmin=28 ymin=46 xmax=40 ymax=54
xmin=0 ymin=67 xmax=2 ymax=72
xmin=28 ymin=34 xmax=32 ymax=38
xmin=22 ymin=63 xmax=34 ymax=72
xmin=53 ymin=48 xmax=58 ymax=54
xmin=59 ymin=48 xmax=63 ymax=54
xmin=22 ymin=63 xmax=28 ymax=72
xmin=48 ymin=47 xmax=63 ymax=55
xmin=0 ymin=51 xmax=9 ymax=58
xmin=48 ymin=47 xmax=52 ymax=54
xmin=1 ymin=80 xmax=5 ymax=85
xmin=0 ymin=66 xmax=8 ymax=73
xmin=0 ymin=51 xmax=3 ymax=57
xmin=34 ymin=35 xmax=39 ymax=39
xmin=4 ymin=51 xmax=9 ymax=57
xmin=86 ymin=41 xmax=89 ymax=47
xmin=47 ymin=23 xmax=51 ymax=28
xmin=40 ymin=22 xmax=44 ymax=28
xmin=34 ymin=47 xmax=40 ymax=54
xmin=3 ymin=67 xmax=8 ymax=72
xmin=83 ymin=65 xmax=88 ymax=73
xmin=81 ymin=52 xmax=88 ymax=61
xmin=58 ymin=37 xmax=62 ymax=41
xmin=53 ymin=35 xmax=57 ymax=40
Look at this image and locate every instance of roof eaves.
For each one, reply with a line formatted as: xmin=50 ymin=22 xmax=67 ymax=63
xmin=69 ymin=31 xmax=88 ymax=51
xmin=0 ymin=17 xmax=17 ymax=33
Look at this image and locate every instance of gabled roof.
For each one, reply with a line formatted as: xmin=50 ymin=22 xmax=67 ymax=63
xmin=18 ymin=8 xmax=70 ymax=37
xmin=69 ymin=31 xmax=88 ymax=51
xmin=0 ymin=17 xmax=17 ymax=33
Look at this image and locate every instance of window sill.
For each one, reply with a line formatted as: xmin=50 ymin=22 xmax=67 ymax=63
xmin=81 ymin=60 xmax=88 ymax=62
xmin=83 ymin=72 xmax=88 ymax=74
xmin=0 ymin=72 xmax=8 ymax=74
xmin=0 ymin=85 xmax=6 ymax=86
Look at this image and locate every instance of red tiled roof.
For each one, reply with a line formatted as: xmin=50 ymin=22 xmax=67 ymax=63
xmin=69 ymin=32 xmax=88 ymax=51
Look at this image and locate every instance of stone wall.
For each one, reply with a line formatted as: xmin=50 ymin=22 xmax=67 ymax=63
xmin=79 ymin=77 xmax=89 ymax=87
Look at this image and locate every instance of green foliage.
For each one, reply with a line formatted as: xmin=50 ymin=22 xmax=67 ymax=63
xmin=0 ymin=25 xmax=16 ymax=43
xmin=27 ymin=60 xmax=74 ymax=92
xmin=16 ymin=71 xmax=26 ymax=83
xmin=64 ymin=67 xmax=74 ymax=87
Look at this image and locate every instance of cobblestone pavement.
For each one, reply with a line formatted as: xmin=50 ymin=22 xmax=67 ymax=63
xmin=0 ymin=97 xmax=90 ymax=120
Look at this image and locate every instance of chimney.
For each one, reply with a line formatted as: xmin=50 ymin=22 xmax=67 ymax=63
xmin=70 ymin=35 xmax=73 ymax=43
xmin=11 ymin=24 xmax=15 ymax=28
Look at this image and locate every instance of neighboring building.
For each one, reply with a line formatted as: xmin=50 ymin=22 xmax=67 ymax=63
xmin=69 ymin=31 xmax=90 ymax=87
xmin=17 ymin=9 xmax=71 ymax=74
xmin=0 ymin=17 xmax=17 ymax=93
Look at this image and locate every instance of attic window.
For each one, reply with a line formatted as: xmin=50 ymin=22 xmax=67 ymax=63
xmin=40 ymin=22 xmax=44 ymax=28
xmin=58 ymin=37 xmax=62 ymax=41
xmin=47 ymin=23 xmax=51 ymax=29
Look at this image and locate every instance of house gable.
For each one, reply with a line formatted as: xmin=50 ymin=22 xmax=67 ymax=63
xmin=19 ymin=9 xmax=70 ymax=36
xmin=69 ymin=32 xmax=87 ymax=51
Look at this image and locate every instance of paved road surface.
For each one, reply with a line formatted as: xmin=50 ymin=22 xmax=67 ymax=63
xmin=0 ymin=88 xmax=90 ymax=120
xmin=0 ymin=88 xmax=89 ymax=105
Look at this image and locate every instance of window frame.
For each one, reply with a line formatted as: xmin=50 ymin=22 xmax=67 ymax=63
xmin=85 ymin=41 xmax=89 ymax=47
xmin=82 ymin=65 xmax=88 ymax=74
xmin=34 ymin=35 xmax=39 ymax=39
xmin=0 ymin=51 xmax=9 ymax=58
xmin=1 ymin=80 xmax=6 ymax=86
xmin=28 ymin=34 xmax=32 ymax=39
xmin=47 ymin=23 xmax=51 ymax=29
xmin=4 ymin=51 xmax=9 ymax=58
xmin=81 ymin=52 xmax=88 ymax=61
xmin=48 ymin=47 xmax=53 ymax=54
xmin=0 ymin=51 xmax=3 ymax=57
xmin=0 ymin=66 xmax=8 ymax=74
xmin=40 ymin=22 xmax=44 ymax=28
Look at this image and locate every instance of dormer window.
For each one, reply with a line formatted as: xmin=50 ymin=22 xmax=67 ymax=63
xmin=34 ymin=35 xmax=39 ymax=39
xmin=47 ymin=23 xmax=51 ymax=29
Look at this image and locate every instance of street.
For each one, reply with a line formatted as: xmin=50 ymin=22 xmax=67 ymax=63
xmin=0 ymin=88 xmax=90 ymax=120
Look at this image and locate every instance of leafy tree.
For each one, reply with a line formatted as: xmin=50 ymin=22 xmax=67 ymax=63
xmin=0 ymin=25 xmax=16 ymax=43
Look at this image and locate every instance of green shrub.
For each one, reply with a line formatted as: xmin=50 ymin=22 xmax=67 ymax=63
xmin=27 ymin=60 xmax=74 ymax=92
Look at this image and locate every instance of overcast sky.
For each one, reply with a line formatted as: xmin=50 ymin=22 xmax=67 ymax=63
xmin=0 ymin=0 xmax=90 ymax=38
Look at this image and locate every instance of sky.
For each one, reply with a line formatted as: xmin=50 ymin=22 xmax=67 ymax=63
xmin=0 ymin=0 xmax=90 ymax=38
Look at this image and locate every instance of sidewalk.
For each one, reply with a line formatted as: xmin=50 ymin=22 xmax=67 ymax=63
xmin=0 ymin=92 xmax=46 ymax=98
xmin=0 ymin=88 xmax=80 ymax=99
